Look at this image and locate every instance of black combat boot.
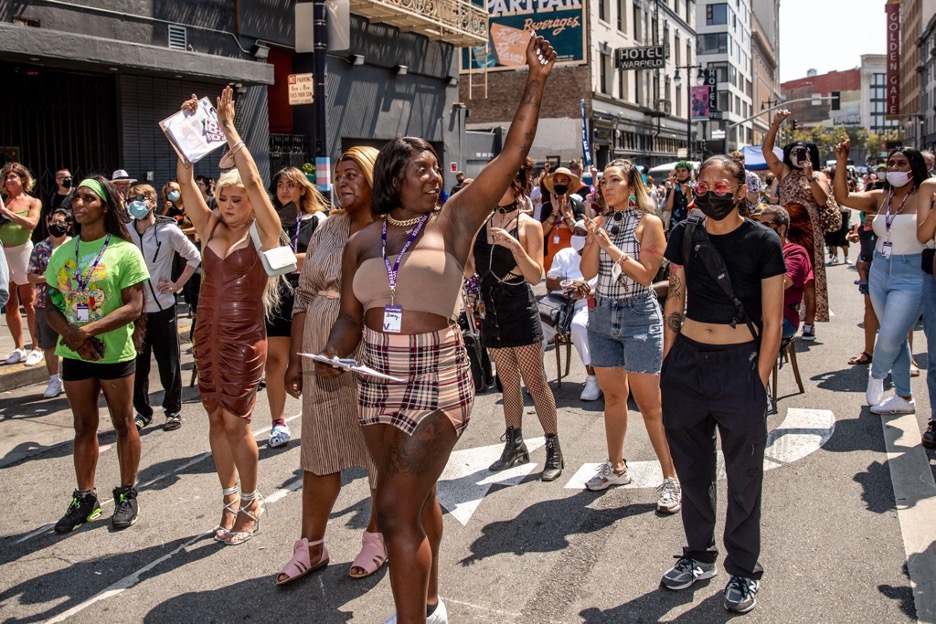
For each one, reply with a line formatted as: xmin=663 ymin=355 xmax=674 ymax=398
xmin=489 ymin=427 xmax=529 ymax=471
xmin=541 ymin=433 xmax=564 ymax=481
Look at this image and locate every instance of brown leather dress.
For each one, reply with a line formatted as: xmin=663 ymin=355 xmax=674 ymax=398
xmin=194 ymin=219 xmax=268 ymax=419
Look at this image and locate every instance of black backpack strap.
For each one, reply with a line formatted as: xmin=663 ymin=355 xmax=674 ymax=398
xmin=682 ymin=216 xmax=760 ymax=343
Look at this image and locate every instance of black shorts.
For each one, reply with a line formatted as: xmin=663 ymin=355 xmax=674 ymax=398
xmin=62 ymin=357 xmax=135 ymax=382
xmin=265 ymin=279 xmax=297 ymax=338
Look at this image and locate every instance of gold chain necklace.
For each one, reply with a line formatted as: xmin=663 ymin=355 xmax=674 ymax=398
xmin=386 ymin=213 xmax=424 ymax=228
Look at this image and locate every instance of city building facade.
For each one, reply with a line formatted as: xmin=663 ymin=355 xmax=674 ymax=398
xmin=0 ymin=0 xmax=484 ymax=197
xmin=749 ymin=0 xmax=780 ymax=146
xmin=460 ymin=0 xmax=698 ymax=171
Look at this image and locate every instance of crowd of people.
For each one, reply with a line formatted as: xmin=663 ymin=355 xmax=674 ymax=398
xmin=5 ymin=33 xmax=936 ymax=622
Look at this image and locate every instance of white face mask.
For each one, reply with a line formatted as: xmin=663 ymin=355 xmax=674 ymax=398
xmin=570 ymin=235 xmax=586 ymax=252
xmin=886 ymin=171 xmax=912 ymax=188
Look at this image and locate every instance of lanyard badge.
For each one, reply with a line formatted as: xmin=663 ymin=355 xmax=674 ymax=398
xmin=381 ymin=214 xmax=429 ymax=333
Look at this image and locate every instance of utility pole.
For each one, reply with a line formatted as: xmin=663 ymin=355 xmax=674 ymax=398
xmin=313 ymin=0 xmax=331 ymax=199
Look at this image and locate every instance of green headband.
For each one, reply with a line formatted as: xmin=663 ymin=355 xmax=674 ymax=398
xmin=674 ymin=161 xmax=692 ymax=171
xmin=78 ymin=179 xmax=108 ymax=203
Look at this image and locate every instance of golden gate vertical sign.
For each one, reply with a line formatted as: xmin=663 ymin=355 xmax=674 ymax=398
xmin=886 ymin=0 xmax=901 ymax=119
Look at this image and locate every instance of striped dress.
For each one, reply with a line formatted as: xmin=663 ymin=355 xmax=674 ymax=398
xmin=293 ymin=213 xmax=376 ymax=482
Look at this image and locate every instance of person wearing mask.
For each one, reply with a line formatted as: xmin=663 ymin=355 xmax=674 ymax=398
xmin=450 ymin=171 xmax=466 ymax=195
xmin=467 ymin=160 xmax=564 ymax=481
xmin=763 ymin=111 xmax=831 ymax=340
xmin=27 ymin=208 xmax=73 ymax=398
xmin=540 ymin=167 xmax=586 ymax=270
xmin=316 ymin=34 xmax=556 ymax=624
xmin=264 ymin=167 xmax=329 ymax=449
xmin=35 ymin=168 xmax=74 ymax=243
xmin=580 ymin=160 xmax=681 ymax=513
xmin=832 ymin=140 xmax=930 ymax=415
xmin=544 ymin=220 xmax=600 ymax=401
xmin=127 ymin=183 xmax=201 ymax=432
xmin=759 ymin=205 xmax=812 ymax=339
xmin=174 ymin=88 xmax=283 ymax=545
xmin=277 ymin=147 xmax=383 ymax=585
xmin=663 ymin=161 xmax=694 ymax=231
xmin=45 ymin=176 xmax=150 ymax=533
xmin=659 ymin=155 xmax=785 ymax=613
xmin=0 ymin=162 xmax=42 ymax=366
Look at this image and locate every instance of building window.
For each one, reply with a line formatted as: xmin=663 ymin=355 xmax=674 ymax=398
xmin=675 ymin=32 xmax=681 ymax=65
xmin=620 ymin=67 xmax=628 ymax=100
xmin=718 ymin=91 xmax=730 ymax=112
xmin=698 ymin=33 xmax=729 ymax=55
xmin=600 ymin=53 xmax=611 ymax=95
xmin=634 ymin=1 xmax=643 ymax=42
xmin=676 ymin=85 xmax=682 ymax=117
xmin=599 ymin=0 xmax=608 ymax=23
xmin=617 ymin=0 xmax=627 ymax=31
xmin=706 ymin=3 xmax=729 ymax=26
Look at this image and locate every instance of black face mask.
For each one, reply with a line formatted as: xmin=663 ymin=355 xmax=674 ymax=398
xmin=277 ymin=201 xmax=299 ymax=229
xmin=48 ymin=222 xmax=69 ymax=237
xmin=61 ymin=177 xmax=73 ymax=189
xmin=694 ymin=192 xmax=737 ymax=221
xmin=553 ymin=184 xmax=568 ymax=196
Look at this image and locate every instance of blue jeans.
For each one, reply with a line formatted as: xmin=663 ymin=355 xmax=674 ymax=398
xmin=922 ymin=274 xmax=936 ymax=419
xmin=869 ymin=251 xmax=924 ymax=398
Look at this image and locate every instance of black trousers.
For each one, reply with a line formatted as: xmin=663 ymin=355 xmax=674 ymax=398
xmin=133 ymin=307 xmax=182 ymax=418
xmin=661 ymin=334 xmax=768 ymax=580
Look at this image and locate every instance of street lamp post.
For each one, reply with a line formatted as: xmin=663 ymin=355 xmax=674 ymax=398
xmin=673 ymin=64 xmax=706 ymax=160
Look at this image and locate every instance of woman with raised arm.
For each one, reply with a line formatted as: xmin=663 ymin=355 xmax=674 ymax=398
xmin=174 ymin=87 xmax=282 ymax=546
xmin=316 ymin=34 xmax=555 ymax=624
xmin=579 ymin=159 xmax=680 ymax=512
xmin=762 ymin=110 xmax=830 ymax=339
xmin=832 ymin=139 xmax=931 ymax=415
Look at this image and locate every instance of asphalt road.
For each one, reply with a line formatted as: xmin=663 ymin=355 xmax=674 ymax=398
xmin=0 ymin=257 xmax=934 ymax=623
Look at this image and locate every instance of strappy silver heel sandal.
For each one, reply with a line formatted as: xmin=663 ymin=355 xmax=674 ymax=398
xmin=222 ymin=490 xmax=264 ymax=546
xmin=213 ymin=486 xmax=239 ymax=542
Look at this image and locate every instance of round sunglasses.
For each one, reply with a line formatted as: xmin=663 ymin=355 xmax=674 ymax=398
xmin=694 ymin=181 xmax=738 ymax=197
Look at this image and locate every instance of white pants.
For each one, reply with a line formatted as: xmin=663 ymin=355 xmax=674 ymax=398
xmin=541 ymin=301 xmax=590 ymax=367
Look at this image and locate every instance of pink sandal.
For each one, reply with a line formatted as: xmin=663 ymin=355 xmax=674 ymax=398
xmin=275 ymin=538 xmax=329 ymax=586
xmin=349 ymin=531 xmax=388 ymax=579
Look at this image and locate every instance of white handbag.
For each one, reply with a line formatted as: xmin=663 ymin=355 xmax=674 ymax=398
xmin=249 ymin=222 xmax=297 ymax=276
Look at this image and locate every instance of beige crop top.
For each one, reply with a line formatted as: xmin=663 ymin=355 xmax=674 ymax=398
xmin=353 ymin=248 xmax=464 ymax=321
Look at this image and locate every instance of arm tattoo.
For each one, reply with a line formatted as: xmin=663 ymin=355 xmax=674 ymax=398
xmin=666 ymin=272 xmax=683 ymax=301
xmin=222 ymin=120 xmax=231 ymax=128
xmin=665 ymin=312 xmax=683 ymax=334
xmin=521 ymin=80 xmax=542 ymax=106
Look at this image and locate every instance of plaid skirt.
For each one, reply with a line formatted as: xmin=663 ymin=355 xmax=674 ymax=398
xmin=359 ymin=325 xmax=474 ymax=436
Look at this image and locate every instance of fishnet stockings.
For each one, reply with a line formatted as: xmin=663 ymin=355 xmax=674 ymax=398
xmin=489 ymin=344 xmax=558 ymax=434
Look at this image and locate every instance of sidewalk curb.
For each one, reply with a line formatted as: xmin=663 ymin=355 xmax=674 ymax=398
xmin=0 ymin=318 xmax=194 ymax=394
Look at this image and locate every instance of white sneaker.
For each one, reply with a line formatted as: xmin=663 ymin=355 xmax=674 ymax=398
xmin=24 ymin=350 xmax=44 ymax=366
xmin=585 ymin=460 xmax=632 ymax=491
xmin=580 ymin=375 xmax=603 ymax=401
xmin=4 ymin=348 xmax=26 ymax=365
xmin=866 ymin=373 xmax=884 ymax=406
xmin=657 ymin=477 xmax=682 ymax=513
xmin=383 ymin=598 xmax=448 ymax=624
xmin=43 ymin=377 xmax=64 ymax=398
xmin=870 ymin=395 xmax=916 ymax=414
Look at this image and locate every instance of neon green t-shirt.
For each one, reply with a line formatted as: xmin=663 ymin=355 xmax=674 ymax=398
xmin=44 ymin=235 xmax=150 ymax=363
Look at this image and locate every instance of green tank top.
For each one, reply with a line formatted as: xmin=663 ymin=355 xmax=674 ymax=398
xmin=0 ymin=205 xmax=32 ymax=246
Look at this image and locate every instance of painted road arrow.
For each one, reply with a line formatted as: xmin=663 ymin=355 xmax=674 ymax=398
xmin=565 ymin=407 xmax=836 ymax=489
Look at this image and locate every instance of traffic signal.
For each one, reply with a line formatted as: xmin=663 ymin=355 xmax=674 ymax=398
xmin=791 ymin=119 xmax=798 ymax=130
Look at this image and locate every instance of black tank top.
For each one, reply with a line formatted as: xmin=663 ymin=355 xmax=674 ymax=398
xmin=473 ymin=217 xmax=522 ymax=291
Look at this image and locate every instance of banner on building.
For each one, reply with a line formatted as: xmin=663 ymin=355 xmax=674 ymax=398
xmin=580 ymin=99 xmax=592 ymax=169
xmin=691 ymin=86 xmax=710 ymax=120
xmin=462 ymin=0 xmax=587 ymax=72
xmin=886 ymin=0 xmax=900 ymax=119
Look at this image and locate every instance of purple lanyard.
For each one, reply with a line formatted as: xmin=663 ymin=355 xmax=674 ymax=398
xmin=884 ymin=188 xmax=914 ymax=234
xmin=74 ymin=234 xmax=111 ymax=291
xmin=290 ymin=219 xmax=302 ymax=252
xmin=381 ymin=214 xmax=429 ymax=305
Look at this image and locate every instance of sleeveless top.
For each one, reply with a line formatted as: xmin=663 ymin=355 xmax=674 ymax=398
xmin=872 ymin=213 xmax=926 ymax=256
xmin=473 ymin=217 xmax=525 ymax=291
xmin=597 ymin=209 xmax=650 ymax=300
xmin=0 ymin=205 xmax=32 ymax=246
xmin=353 ymin=248 xmax=464 ymax=322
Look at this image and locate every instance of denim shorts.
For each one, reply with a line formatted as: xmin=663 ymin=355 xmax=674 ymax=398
xmin=587 ymin=292 xmax=663 ymax=373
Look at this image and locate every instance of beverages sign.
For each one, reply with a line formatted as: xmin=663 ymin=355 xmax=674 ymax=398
xmin=615 ymin=46 xmax=667 ymax=70
xmin=462 ymin=0 xmax=587 ymax=72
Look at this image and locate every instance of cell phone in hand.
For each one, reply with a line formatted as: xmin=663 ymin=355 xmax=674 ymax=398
xmin=90 ymin=337 xmax=105 ymax=358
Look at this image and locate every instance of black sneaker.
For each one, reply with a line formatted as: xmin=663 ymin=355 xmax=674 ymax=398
xmin=800 ymin=326 xmax=815 ymax=341
xmin=134 ymin=413 xmax=152 ymax=432
xmin=923 ymin=421 xmax=936 ymax=449
xmin=723 ymin=575 xmax=759 ymax=613
xmin=111 ymin=485 xmax=139 ymax=530
xmin=54 ymin=490 xmax=102 ymax=534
